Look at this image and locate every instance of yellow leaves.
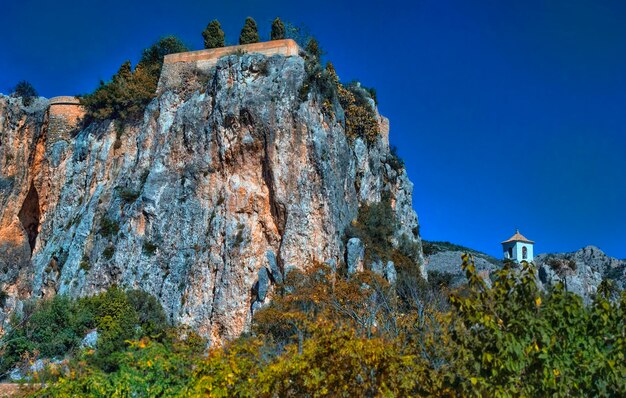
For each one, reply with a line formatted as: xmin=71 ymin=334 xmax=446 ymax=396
xmin=553 ymin=368 xmax=560 ymax=377
xmin=535 ymin=297 xmax=542 ymax=307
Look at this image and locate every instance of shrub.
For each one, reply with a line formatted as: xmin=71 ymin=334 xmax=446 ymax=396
xmin=270 ymin=17 xmax=286 ymax=40
xmin=11 ymin=81 xmax=37 ymax=106
xmin=81 ymin=36 xmax=188 ymax=122
xmin=117 ymin=187 xmax=140 ymax=203
xmin=142 ymin=240 xmax=158 ymax=255
xmin=126 ymin=290 xmax=168 ymax=339
xmin=239 ymin=17 xmax=260 ymax=45
xmin=0 ymin=295 xmax=94 ymax=375
xmin=338 ymin=83 xmax=379 ymax=144
xmin=202 ymin=19 xmax=225 ymax=49
xmin=99 ymin=216 xmax=119 ymax=238
xmin=305 ymin=37 xmax=322 ymax=61
xmin=102 ymin=246 xmax=115 ymax=260
xmin=388 ymin=145 xmax=405 ymax=171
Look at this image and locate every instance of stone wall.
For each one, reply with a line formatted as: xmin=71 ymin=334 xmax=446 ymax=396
xmin=47 ymin=97 xmax=85 ymax=142
xmin=158 ymin=39 xmax=301 ymax=90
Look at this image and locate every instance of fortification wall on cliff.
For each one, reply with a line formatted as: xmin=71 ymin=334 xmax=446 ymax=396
xmin=47 ymin=96 xmax=85 ymax=142
xmin=158 ymin=39 xmax=301 ymax=90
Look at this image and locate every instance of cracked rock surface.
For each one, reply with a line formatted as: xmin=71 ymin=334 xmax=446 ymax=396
xmin=0 ymin=52 xmax=422 ymax=345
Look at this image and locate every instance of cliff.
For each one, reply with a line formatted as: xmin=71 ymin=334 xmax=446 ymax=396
xmin=535 ymin=246 xmax=626 ymax=302
xmin=0 ymin=51 xmax=423 ymax=344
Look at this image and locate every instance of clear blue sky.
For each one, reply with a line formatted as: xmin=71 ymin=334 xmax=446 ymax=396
xmin=1 ymin=0 xmax=625 ymax=259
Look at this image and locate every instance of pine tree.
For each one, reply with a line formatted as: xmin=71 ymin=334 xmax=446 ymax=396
xmin=12 ymin=81 xmax=37 ymax=106
xmin=202 ymin=20 xmax=225 ymax=49
xmin=239 ymin=17 xmax=260 ymax=45
xmin=270 ymin=17 xmax=285 ymax=40
xmin=305 ymin=38 xmax=322 ymax=60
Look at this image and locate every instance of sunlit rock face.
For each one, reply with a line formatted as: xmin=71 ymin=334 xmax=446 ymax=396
xmin=535 ymin=246 xmax=626 ymax=303
xmin=0 ymin=52 xmax=422 ymax=345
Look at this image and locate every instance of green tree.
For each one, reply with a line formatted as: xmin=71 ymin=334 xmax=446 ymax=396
xmin=81 ymin=36 xmax=188 ymax=122
xmin=270 ymin=17 xmax=285 ymax=40
xmin=305 ymin=37 xmax=322 ymax=61
xmin=202 ymin=19 xmax=225 ymax=49
xmin=239 ymin=17 xmax=260 ymax=45
xmin=12 ymin=80 xmax=38 ymax=106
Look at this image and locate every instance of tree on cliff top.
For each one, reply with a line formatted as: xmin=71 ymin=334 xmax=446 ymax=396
xmin=81 ymin=36 xmax=188 ymax=122
xmin=270 ymin=17 xmax=286 ymax=40
xmin=11 ymin=80 xmax=37 ymax=106
xmin=202 ymin=19 xmax=225 ymax=49
xmin=239 ymin=17 xmax=260 ymax=45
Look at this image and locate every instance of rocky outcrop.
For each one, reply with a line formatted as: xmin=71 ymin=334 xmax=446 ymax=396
xmin=0 ymin=51 xmax=422 ymax=344
xmin=535 ymin=246 xmax=626 ymax=302
xmin=425 ymin=250 xmax=500 ymax=288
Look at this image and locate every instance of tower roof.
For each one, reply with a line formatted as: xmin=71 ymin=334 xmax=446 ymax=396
xmin=501 ymin=229 xmax=534 ymax=244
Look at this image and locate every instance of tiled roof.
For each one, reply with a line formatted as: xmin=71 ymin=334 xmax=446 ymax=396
xmin=501 ymin=229 xmax=534 ymax=244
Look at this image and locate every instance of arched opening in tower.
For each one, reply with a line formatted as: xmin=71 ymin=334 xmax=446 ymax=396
xmin=18 ymin=183 xmax=41 ymax=254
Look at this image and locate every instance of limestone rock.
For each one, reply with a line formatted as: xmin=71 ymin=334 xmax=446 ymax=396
xmin=535 ymin=246 xmax=626 ymax=303
xmin=347 ymin=238 xmax=365 ymax=275
xmin=256 ymin=267 xmax=270 ymax=302
xmin=80 ymin=329 xmax=98 ymax=349
xmin=0 ymin=51 xmax=423 ymax=345
xmin=385 ymin=261 xmax=397 ymax=284
xmin=266 ymin=250 xmax=282 ymax=284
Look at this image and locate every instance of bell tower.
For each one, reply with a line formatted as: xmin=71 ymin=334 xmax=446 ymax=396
xmin=501 ymin=229 xmax=534 ymax=263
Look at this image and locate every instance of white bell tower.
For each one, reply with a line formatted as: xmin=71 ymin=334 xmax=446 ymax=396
xmin=501 ymin=229 xmax=534 ymax=263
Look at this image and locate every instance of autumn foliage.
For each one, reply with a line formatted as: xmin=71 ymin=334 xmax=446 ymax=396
xmin=18 ymin=254 xmax=626 ymax=397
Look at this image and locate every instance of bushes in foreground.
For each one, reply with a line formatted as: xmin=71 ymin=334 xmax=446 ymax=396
xmin=0 ymin=287 xmax=168 ymax=377
xmin=26 ymin=253 xmax=626 ymax=397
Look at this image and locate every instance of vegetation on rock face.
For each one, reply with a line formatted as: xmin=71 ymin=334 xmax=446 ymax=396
xmin=11 ymin=81 xmax=37 ymax=106
xmin=202 ymin=19 xmax=225 ymax=49
xmin=239 ymin=17 xmax=260 ymax=45
xmin=299 ymin=40 xmax=380 ymax=144
xmin=270 ymin=17 xmax=286 ymax=40
xmin=80 ymin=36 xmax=188 ymax=122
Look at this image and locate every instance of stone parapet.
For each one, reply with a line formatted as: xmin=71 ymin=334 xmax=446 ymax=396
xmin=158 ymin=39 xmax=301 ymax=90
xmin=47 ymin=96 xmax=85 ymax=142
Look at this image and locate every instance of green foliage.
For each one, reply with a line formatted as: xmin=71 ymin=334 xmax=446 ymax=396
xmin=36 ymin=331 xmax=205 ymax=397
xmin=99 ymin=216 xmax=119 ymax=238
xmin=239 ymin=17 xmax=260 ymax=45
xmin=270 ymin=17 xmax=286 ymax=40
xmin=0 ymin=295 xmax=94 ymax=375
xmin=12 ymin=80 xmax=38 ymax=106
xmin=447 ymin=255 xmax=626 ymax=396
xmin=80 ymin=36 xmax=188 ymax=122
xmin=126 ymin=290 xmax=168 ymax=339
xmin=26 ymin=253 xmax=626 ymax=397
xmin=117 ymin=187 xmax=140 ymax=203
xmin=102 ymin=246 xmax=115 ymax=260
xmin=142 ymin=240 xmax=158 ymax=255
xmin=388 ymin=145 xmax=405 ymax=171
xmin=338 ymin=82 xmax=380 ymax=143
xmin=202 ymin=19 xmax=225 ymax=49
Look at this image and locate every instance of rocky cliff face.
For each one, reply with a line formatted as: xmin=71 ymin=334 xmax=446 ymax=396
xmin=535 ymin=246 xmax=626 ymax=302
xmin=0 ymin=52 xmax=422 ymax=344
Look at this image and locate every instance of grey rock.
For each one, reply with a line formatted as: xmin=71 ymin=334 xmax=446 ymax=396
xmin=535 ymin=246 xmax=626 ymax=303
xmin=371 ymin=259 xmax=384 ymax=275
xmin=257 ymin=267 xmax=270 ymax=302
xmin=426 ymin=250 xmax=499 ymax=288
xmin=385 ymin=261 xmax=397 ymax=284
xmin=0 ymin=50 xmax=423 ymax=344
xmin=80 ymin=329 xmax=98 ymax=349
xmin=266 ymin=250 xmax=282 ymax=284
xmin=347 ymin=238 xmax=365 ymax=275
